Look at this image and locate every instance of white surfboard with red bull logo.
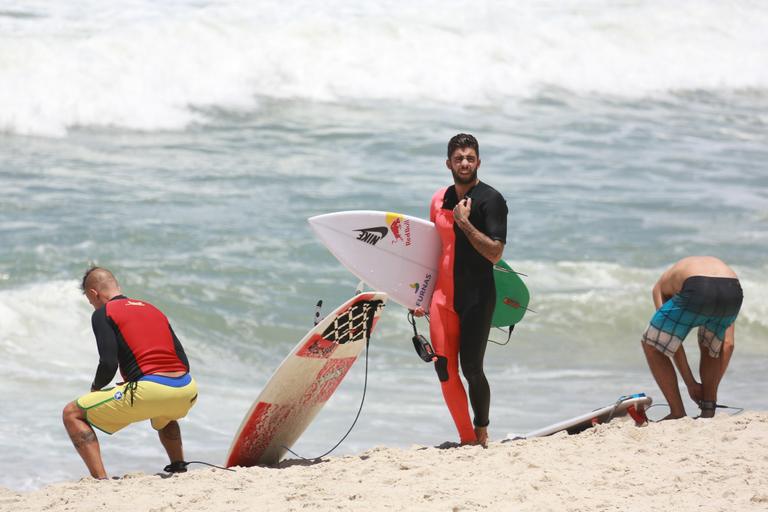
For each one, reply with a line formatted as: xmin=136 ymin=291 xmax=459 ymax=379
xmin=308 ymin=211 xmax=441 ymax=311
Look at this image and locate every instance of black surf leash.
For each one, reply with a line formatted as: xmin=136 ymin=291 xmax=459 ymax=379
xmin=280 ymin=340 xmax=369 ymax=462
xmin=645 ymin=402 xmax=744 ymax=421
xmin=698 ymin=402 xmax=744 ymax=415
xmin=163 ymin=460 xmax=235 ymax=473
xmin=489 ymin=325 xmax=515 ymax=346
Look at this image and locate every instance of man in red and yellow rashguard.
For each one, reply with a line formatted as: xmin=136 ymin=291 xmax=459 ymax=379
xmin=62 ymin=267 xmax=197 ymax=478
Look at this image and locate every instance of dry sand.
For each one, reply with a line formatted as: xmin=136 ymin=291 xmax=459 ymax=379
xmin=3 ymin=412 xmax=767 ymax=512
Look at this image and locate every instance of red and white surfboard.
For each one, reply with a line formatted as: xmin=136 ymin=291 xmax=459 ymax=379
xmin=225 ymin=292 xmax=387 ymax=467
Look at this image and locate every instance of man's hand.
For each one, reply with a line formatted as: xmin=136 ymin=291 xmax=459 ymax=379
xmin=453 ymin=197 xmax=471 ymax=227
xmin=410 ymin=307 xmax=426 ymax=318
xmin=687 ymin=381 xmax=703 ymax=404
xmin=450 ymin=196 xmax=504 ymax=264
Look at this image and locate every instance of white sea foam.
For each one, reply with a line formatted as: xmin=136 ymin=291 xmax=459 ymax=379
xmin=0 ymin=280 xmax=95 ymax=383
xmin=1 ymin=0 xmax=766 ymax=136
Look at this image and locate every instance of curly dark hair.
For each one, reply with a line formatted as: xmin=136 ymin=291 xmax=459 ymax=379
xmin=447 ymin=133 xmax=479 ymax=159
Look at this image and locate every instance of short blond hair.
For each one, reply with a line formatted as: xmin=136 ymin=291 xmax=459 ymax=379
xmin=81 ymin=266 xmax=119 ymax=294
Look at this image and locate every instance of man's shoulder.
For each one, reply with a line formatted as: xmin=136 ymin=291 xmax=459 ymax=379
xmin=473 ymin=182 xmax=507 ymax=215
xmin=430 ymin=186 xmax=451 ymax=209
xmin=91 ymin=304 xmax=108 ymax=322
xmin=432 ymin=185 xmax=450 ymax=198
xmin=475 ymin=181 xmax=505 ymax=200
xmin=106 ymin=297 xmax=162 ymax=315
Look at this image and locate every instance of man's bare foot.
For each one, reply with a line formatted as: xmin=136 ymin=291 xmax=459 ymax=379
xmin=660 ymin=413 xmax=686 ymax=421
xmin=474 ymin=426 xmax=488 ymax=448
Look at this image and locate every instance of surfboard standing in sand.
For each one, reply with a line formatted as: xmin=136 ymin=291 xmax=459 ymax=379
xmin=226 ymin=292 xmax=387 ymax=467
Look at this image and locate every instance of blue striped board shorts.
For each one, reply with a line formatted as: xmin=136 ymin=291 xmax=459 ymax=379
xmin=642 ymin=276 xmax=742 ymax=358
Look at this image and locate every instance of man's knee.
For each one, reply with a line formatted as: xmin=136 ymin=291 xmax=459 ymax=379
xmin=462 ymin=367 xmax=486 ymax=388
xmin=62 ymin=401 xmax=83 ymax=424
xmin=159 ymin=420 xmax=181 ymax=438
xmin=459 ymin=355 xmax=484 ymax=381
xmin=640 ymin=338 xmax=653 ymax=356
xmin=434 ymin=356 xmax=449 ymax=382
xmin=641 ymin=338 xmax=670 ymax=359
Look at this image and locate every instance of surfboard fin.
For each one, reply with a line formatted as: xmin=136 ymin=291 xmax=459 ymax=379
xmin=493 ymin=264 xmax=528 ymax=277
xmin=313 ymin=300 xmax=324 ymax=325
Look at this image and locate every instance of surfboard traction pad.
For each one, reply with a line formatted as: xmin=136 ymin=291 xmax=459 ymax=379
xmin=226 ymin=294 xmax=385 ymax=468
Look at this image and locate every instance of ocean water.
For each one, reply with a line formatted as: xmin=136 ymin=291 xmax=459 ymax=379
xmin=1 ymin=0 xmax=767 ymax=491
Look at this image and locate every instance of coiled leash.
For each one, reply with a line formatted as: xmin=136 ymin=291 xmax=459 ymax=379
xmin=407 ymin=310 xmax=437 ymax=362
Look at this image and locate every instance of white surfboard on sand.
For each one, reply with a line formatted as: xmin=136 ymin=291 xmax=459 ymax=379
xmin=308 ymin=211 xmax=440 ymax=311
xmin=506 ymin=393 xmax=653 ymax=440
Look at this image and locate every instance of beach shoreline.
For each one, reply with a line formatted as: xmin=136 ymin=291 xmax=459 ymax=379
xmin=4 ymin=412 xmax=767 ymax=512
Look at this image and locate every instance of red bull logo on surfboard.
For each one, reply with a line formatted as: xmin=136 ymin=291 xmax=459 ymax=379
xmin=385 ymin=213 xmax=412 ymax=246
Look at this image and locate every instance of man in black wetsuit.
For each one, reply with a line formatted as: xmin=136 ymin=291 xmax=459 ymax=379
xmin=417 ymin=133 xmax=508 ymax=447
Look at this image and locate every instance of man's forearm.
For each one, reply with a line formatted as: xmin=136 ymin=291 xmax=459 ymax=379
xmin=652 ymin=283 xmax=665 ymax=309
xmin=91 ymin=360 xmax=118 ymax=390
xmin=718 ymin=324 xmax=735 ymax=385
xmin=455 ymin=218 xmax=504 ymax=263
xmin=673 ymin=346 xmax=697 ymax=387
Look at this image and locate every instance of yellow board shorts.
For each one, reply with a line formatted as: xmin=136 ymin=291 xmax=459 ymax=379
xmin=77 ymin=374 xmax=198 ymax=434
